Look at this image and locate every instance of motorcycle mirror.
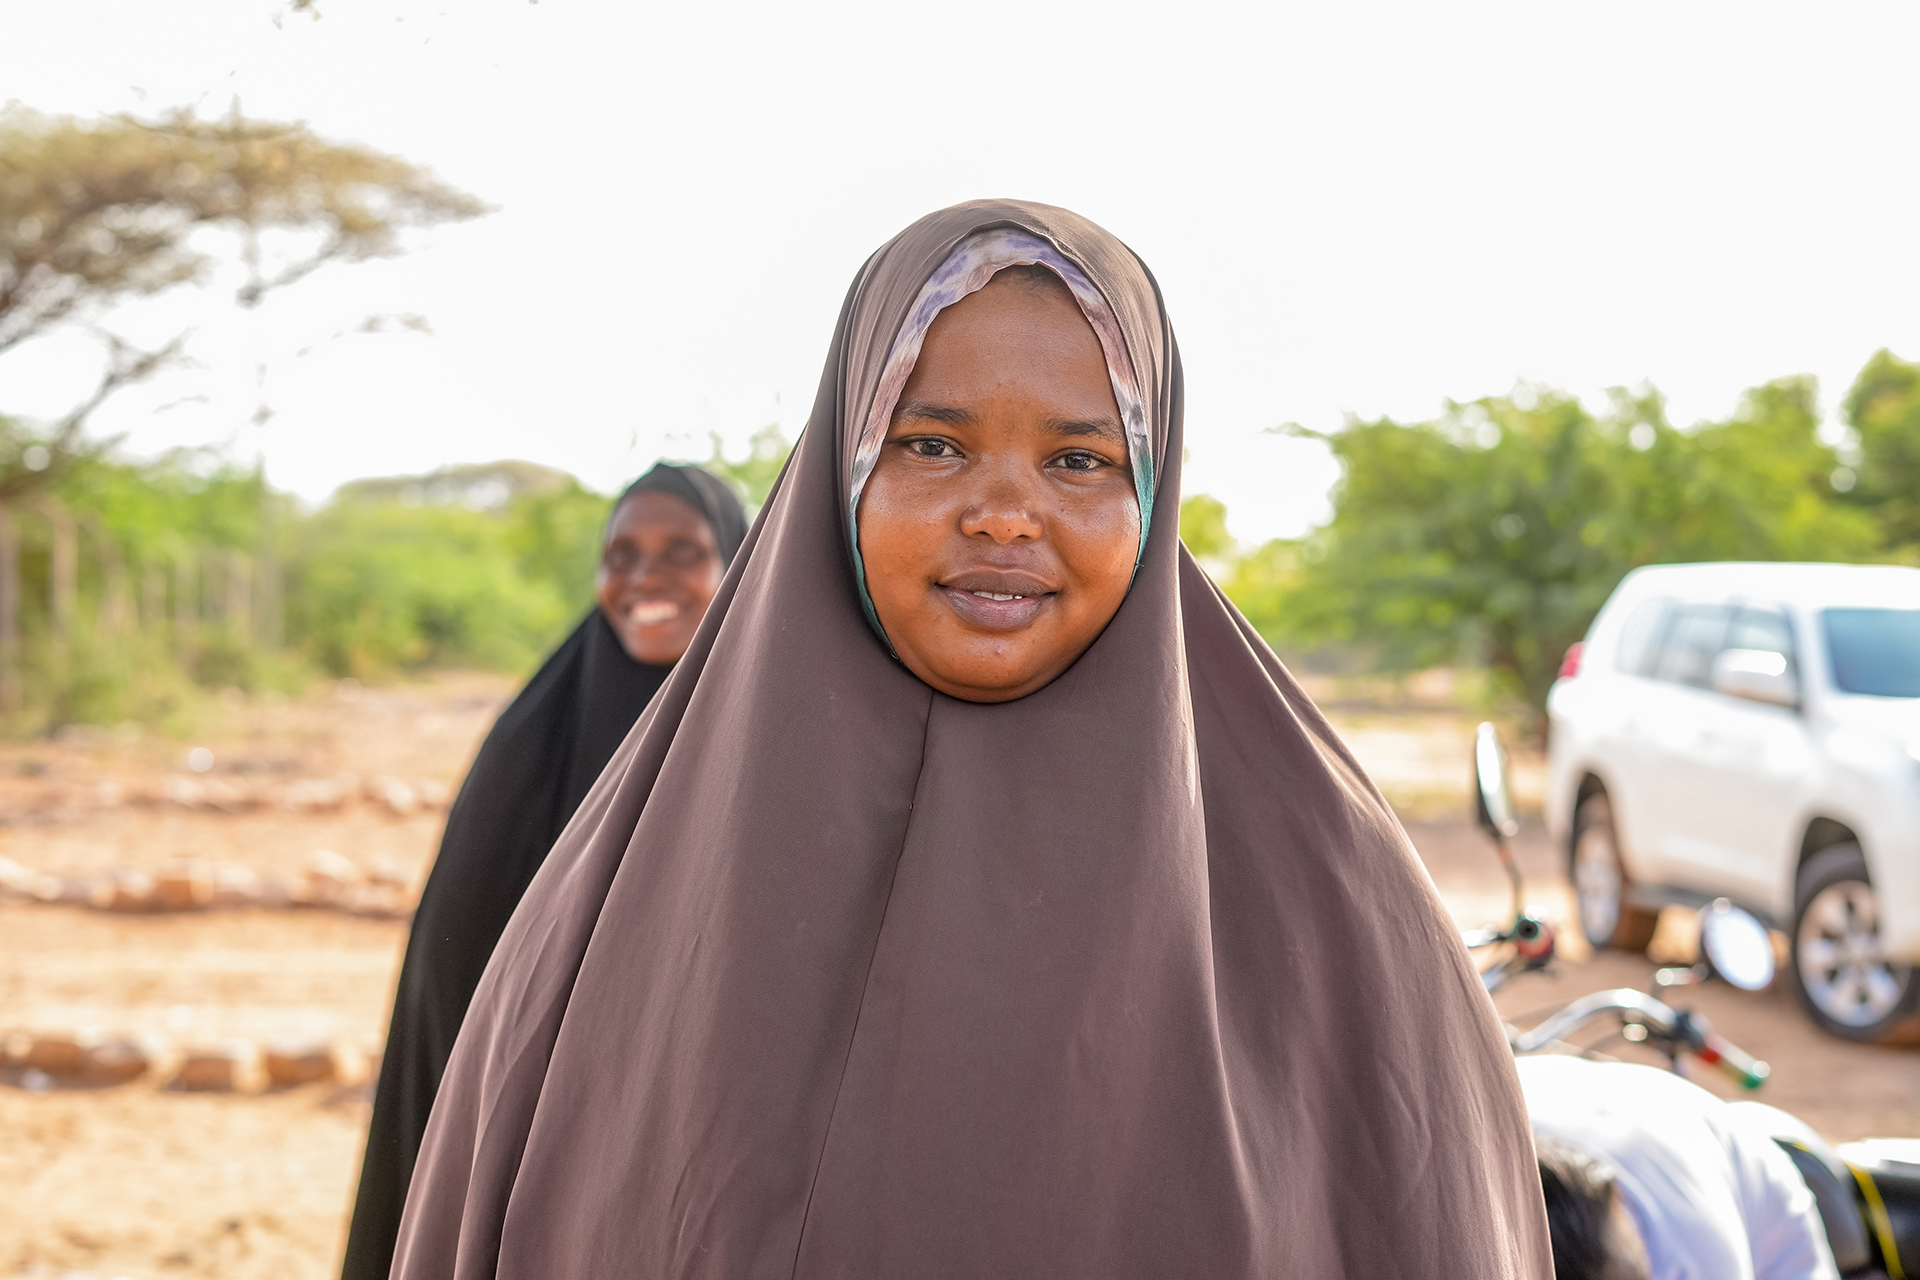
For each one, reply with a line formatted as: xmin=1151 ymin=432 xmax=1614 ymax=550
xmin=1699 ymin=898 xmax=1776 ymax=992
xmin=1473 ymin=722 xmax=1519 ymax=840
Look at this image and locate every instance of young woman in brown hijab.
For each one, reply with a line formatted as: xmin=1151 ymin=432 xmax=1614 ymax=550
xmin=342 ymin=463 xmax=745 ymax=1280
xmin=392 ymin=201 xmax=1552 ymax=1278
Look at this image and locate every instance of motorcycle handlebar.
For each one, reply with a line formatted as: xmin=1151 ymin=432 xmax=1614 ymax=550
xmin=1510 ymin=989 xmax=1677 ymax=1053
xmin=1691 ymin=1030 xmax=1771 ymax=1092
xmin=1509 ymin=989 xmax=1769 ymax=1090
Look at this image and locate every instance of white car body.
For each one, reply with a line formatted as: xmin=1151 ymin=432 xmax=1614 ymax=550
xmin=1547 ymin=562 xmax=1920 ymax=960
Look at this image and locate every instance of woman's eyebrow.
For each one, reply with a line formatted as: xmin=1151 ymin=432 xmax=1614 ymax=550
xmin=1049 ymin=415 xmax=1125 ymax=445
xmin=891 ymin=400 xmax=1123 ymax=445
xmin=892 ymin=400 xmax=975 ymax=427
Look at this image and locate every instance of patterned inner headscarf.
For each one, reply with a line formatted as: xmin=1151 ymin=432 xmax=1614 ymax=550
xmin=846 ymin=228 xmax=1153 ymax=642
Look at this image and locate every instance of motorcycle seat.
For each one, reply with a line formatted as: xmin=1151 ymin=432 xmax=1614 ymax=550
xmin=1723 ymin=1099 xmax=1873 ymax=1275
xmin=1773 ymin=1137 xmax=1874 ymax=1276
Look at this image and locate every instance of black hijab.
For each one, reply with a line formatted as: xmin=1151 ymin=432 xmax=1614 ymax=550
xmin=341 ymin=462 xmax=746 ymax=1280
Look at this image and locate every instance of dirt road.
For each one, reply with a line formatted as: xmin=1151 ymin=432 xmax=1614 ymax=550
xmin=1 ymin=675 xmax=1912 ymax=1278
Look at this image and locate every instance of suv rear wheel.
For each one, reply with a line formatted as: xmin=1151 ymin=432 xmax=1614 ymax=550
xmin=1571 ymin=793 xmax=1659 ymax=952
xmin=1791 ymin=845 xmax=1920 ymax=1044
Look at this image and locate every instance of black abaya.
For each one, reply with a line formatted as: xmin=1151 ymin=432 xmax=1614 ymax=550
xmin=341 ymin=463 xmax=747 ymax=1280
xmin=340 ymin=611 xmax=670 ymax=1279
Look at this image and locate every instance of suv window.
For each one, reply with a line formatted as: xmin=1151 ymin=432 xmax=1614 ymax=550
xmin=1614 ymin=598 xmax=1673 ymax=676
xmin=1649 ymin=604 xmax=1732 ymax=688
xmin=1823 ymin=608 xmax=1920 ymax=697
xmin=1725 ymin=607 xmax=1797 ymax=673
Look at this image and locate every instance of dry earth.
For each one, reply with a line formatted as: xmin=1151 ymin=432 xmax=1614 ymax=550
xmin=0 ymin=673 xmax=1913 ymax=1278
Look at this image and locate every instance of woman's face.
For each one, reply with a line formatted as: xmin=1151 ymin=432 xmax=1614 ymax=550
xmin=858 ymin=272 xmax=1140 ymax=702
xmin=596 ymin=489 xmax=724 ymax=665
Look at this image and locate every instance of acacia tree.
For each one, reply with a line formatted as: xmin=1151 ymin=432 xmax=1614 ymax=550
xmin=0 ymin=106 xmax=486 ymax=492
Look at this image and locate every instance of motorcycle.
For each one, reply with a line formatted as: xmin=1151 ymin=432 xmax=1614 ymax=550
xmin=1467 ymin=721 xmax=1920 ymax=1278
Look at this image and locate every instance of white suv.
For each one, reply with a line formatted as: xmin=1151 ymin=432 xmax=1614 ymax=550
xmin=1547 ymin=562 xmax=1920 ymax=1044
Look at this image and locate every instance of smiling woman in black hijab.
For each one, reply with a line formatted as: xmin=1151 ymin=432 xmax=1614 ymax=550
xmin=340 ymin=461 xmax=747 ymax=1280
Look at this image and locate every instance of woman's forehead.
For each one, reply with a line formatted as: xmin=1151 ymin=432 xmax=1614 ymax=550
xmin=898 ymin=278 xmax=1118 ymax=417
xmin=608 ymin=489 xmax=712 ymax=542
xmin=849 ymin=227 xmax=1154 ymax=549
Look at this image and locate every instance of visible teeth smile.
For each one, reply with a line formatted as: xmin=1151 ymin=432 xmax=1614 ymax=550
xmin=629 ymin=600 xmax=679 ymax=626
xmin=969 ymin=591 xmax=1025 ymax=601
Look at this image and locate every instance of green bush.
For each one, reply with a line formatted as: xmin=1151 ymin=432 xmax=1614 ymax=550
xmin=3 ymin=448 xmax=614 ymax=732
xmin=287 ymin=486 xmax=608 ymax=678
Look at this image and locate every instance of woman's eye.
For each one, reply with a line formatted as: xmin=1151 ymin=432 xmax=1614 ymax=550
xmin=1056 ymin=450 xmax=1105 ymax=472
xmin=663 ymin=540 xmax=709 ymax=569
xmin=906 ymin=438 xmax=957 ymax=459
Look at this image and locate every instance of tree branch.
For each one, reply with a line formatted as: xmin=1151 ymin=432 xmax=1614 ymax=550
xmin=53 ymin=332 xmax=187 ymax=451
xmin=236 ymin=233 xmax=351 ymax=307
xmin=0 ymin=332 xmax=189 ymax=498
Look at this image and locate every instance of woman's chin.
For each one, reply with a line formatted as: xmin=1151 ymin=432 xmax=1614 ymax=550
xmin=904 ymin=649 xmax=1060 ymax=704
xmin=616 ymin=625 xmax=690 ymax=665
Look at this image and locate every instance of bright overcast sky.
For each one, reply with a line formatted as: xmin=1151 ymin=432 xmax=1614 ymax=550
xmin=4 ymin=1 xmax=1918 ymax=542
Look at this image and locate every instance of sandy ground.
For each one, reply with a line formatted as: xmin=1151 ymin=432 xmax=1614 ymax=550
xmin=1 ymin=673 xmax=1914 ymax=1278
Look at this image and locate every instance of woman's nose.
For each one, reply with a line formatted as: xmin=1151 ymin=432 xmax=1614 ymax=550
xmin=957 ymin=468 xmax=1044 ymax=544
xmin=635 ymin=558 xmax=677 ymax=588
xmin=613 ymin=551 xmax=668 ymax=587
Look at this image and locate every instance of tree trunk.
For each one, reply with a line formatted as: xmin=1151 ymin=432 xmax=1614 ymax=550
xmin=41 ymin=497 xmax=77 ymax=652
xmin=85 ymin=517 xmax=132 ymax=636
xmin=256 ymin=482 xmax=282 ymax=650
xmin=173 ymin=554 xmax=197 ymax=660
xmin=142 ymin=559 xmax=166 ymax=638
xmin=0 ymin=503 xmax=17 ymax=715
xmin=225 ymin=549 xmax=253 ymax=644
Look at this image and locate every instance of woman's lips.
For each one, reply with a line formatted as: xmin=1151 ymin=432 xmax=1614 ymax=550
xmin=939 ymin=585 xmax=1049 ymax=631
xmin=627 ymin=599 xmax=681 ymax=628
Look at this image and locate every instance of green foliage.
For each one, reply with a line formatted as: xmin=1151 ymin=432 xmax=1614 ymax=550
xmin=696 ymin=422 xmax=792 ymax=513
xmin=27 ymin=633 xmax=201 ymax=732
xmin=1221 ymin=538 xmax=1300 ymax=650
xmin=504 ymin=480 xmax=614 ymax=621
xmin=287 ymin=484 xmax=609 ymax=679
xmin=1179 ymin=494 xmax=1233 ymax=561
xmin=55 ymin=448 xmax=273 ymax=554
xmin=3 ymin=449 xmax=613 ymax=732
xmin=1843 ymin=349 xmax=1920 ymax=553
xmin=1261 ymin=377 xmax=1881 ymax=719
xmin=6 ymin=450 xmax=293 ymax=729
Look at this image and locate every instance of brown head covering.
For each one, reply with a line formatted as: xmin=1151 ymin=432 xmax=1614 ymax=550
xmin=392 ymin=199 xmax=1551 ymax=1279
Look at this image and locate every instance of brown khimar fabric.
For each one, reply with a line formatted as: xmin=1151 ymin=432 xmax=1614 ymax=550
xmin=393 ymin=200 xmax=1552 ymax=1279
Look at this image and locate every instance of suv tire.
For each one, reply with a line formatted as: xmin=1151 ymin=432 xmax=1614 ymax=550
xmin=1571 ymin=793 xmax=1659 ymax=953
xmin=1791 ymin=844 xmax=1920 ymax=1045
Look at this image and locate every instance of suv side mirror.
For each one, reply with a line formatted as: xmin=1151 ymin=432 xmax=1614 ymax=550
xmin=1473 ymin=722 xmax=1519 ymax=840
xmin=1699 ymin=898 xmax=1776 ymax=991
xmin=1711 ymin=648 xmax=1799 ymax=708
